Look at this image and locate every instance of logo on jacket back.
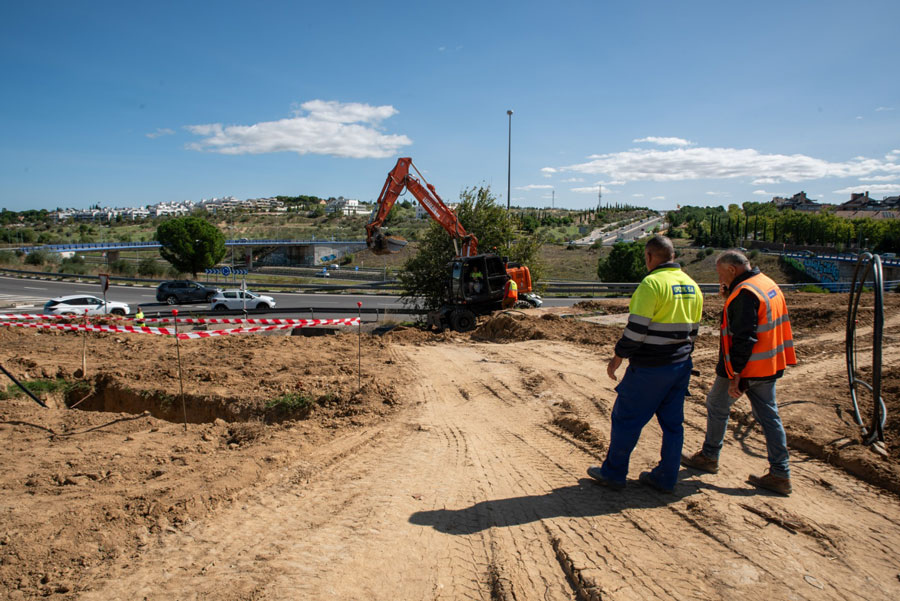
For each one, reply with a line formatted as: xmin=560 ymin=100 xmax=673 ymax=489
xmin=671 ymin=284 xmax=696 ymax=295
xmin=767 ymin=289 xmax=778 ymax=299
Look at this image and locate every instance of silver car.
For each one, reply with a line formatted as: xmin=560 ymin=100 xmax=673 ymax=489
xmin=210 ymin=290 xmax=276 ymax=311
xmin=43 ymin=294 xmax=130 ymax=316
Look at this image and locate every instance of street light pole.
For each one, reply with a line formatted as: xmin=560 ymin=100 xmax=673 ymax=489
xmin=506 ymin=110 xmax=513 ymax=213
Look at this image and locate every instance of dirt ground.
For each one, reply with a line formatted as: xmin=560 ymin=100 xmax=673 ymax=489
xmin=1 ymin=292 xmax=899 ymax=600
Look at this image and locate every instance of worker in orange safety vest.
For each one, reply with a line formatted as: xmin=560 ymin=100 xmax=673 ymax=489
xmin=502 ymin=277 xmax=518 ymax=309
xmin=682 ymin=249 xmax=797 ymax=496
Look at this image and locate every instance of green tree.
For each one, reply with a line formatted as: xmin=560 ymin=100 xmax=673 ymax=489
xmin=155 ymin=217 xmax=226 ymax=278
xmin=398 ymin=185 xmax=540 ymax=310
xmin=597 ymin=241 xmax=646 ymax=282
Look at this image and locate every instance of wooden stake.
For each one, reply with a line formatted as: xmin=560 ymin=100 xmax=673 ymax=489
xmin=357 ymin=302 xmax=362 ymax=391
xmin=81 ymin=309 xmax=88 ymax=378
xmin=173 ymin=309 xmax=187 ymax=432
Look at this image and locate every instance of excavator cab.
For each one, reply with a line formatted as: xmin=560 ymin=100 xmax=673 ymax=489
xmin=448 ymin=255 xmax=508 ymax=304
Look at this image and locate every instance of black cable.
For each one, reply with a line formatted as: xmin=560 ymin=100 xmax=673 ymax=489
xmin=0 ymin=362 xmax=47 ymax=408
xmin=845 ymin=253 xmax=886 ymax=445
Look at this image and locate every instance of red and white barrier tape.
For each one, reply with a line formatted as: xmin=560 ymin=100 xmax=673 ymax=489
xmin=0 ymin=317 xmax=360 ymax=339
xmin=0 ymin=313 xmax=359 ymax=326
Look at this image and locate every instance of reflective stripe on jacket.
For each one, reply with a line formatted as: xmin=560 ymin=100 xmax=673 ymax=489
xmin=721 ymin=272 xmax=796 ymax=378
xmin=504 ymin=278 xmax=518 ymax=299
xmin=614 ymin=263 xmax=703 ymax=367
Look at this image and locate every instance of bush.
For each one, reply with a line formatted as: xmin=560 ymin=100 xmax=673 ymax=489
xmin=798 ymin=284 xmax=829 ymax=293
xmin=748 ymin=249 xmax=759 ymax=260
xmin=138 ymin=257 xmax=164 ymax=277
xmin=109 ymin=259 xmax=136 ymax=276
xmin=24 ymin=250 xmax=49 ymax=266
xmin=60 ymin=256 xmax=89 ymax=275
xmin=705 ymin=248 xmax=715 ymax=256
xmin=696 ymin=250 xmax=706 ymax=262
xmin=0 ymin=250 xmax=15 ymax=265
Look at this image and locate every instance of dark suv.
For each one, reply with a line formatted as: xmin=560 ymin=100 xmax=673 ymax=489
xmin=156 ymin=280 xmax=219 ymax=305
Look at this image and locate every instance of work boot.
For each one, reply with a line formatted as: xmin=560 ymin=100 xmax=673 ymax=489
xmin=748 ymin=471 xmax=792 ymax=496
xmin=680 ymin=451 xmax=719 ymax=474
xmin=586 ymin=466 xmax=625 ymax=491
xmin=638 ymin=471 xmax=674 ymax=494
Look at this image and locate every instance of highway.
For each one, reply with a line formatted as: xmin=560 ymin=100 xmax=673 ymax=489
xmin=572 ymin=214 xmax=664 ymax=246
xmin=0 ymin=275 xmax=586 ymax=321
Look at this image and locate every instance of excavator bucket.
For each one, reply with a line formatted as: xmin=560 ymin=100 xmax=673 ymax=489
xmin=368 ymin=230 xmax=409 ymax=255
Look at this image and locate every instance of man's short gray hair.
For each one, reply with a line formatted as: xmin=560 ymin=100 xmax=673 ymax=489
xmin=716 ymin=249 xmax=750 ymax=267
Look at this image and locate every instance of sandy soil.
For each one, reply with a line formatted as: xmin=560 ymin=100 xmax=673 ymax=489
xmin=1 ymin=293 xmax=899 ymax=600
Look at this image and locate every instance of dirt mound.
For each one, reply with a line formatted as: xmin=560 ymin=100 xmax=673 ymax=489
xmin=572 ymin=299 xmax=630 ymax=314
xmin=471 ymin=313 xmax=620 ymax=346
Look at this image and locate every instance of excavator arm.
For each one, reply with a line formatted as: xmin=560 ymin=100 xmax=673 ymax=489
xmin=366 ymin=157 xmax=478 ymax=257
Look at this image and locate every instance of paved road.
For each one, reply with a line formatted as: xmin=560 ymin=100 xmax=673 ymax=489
xmin=572 ymin=214 xmax=663 ymax=246
xmin=0 ymin=275 xmax=586 ymax=320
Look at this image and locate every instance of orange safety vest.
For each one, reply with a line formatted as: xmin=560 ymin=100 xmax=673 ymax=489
xmin=503 ymin=278 xmax=518 ymax=300
xmin=721 ymin=272 xmax=796 ymax=379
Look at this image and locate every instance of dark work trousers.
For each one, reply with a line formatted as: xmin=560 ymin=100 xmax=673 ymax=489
xmin=598 ymin=360 xmax=693 ymax=490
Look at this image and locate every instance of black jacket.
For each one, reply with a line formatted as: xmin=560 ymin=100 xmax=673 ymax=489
xmin=715 ymin=267 xmax=783 ymax=381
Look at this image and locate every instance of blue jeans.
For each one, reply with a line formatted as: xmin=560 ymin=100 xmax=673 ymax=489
xmin=599 ymin=360 xmax=693 ymax=490
xmin=701 ymin=376 xmax=790 ymax=479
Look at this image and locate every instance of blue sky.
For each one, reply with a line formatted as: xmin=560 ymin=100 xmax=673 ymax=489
xmin=2 ymin=0 xmax=899 ymax=213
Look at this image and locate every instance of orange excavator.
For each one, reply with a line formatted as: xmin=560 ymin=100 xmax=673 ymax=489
xmin=365 ymin=157 xmax=542 ymax=331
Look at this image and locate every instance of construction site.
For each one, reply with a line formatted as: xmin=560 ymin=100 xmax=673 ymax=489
xmin=0 ymin=288 xmax=898 ymax=601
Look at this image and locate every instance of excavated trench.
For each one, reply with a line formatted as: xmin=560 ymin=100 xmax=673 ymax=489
xmin=64 ymin=375 xmax=308 ymax=424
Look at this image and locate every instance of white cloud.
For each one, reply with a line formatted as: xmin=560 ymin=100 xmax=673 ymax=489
xmin=633 ymin=136 xmax=693 ymax=147
xmin=876 ymin=106 xmax=894 ymax=112
xmin=856 ymin=116 xmax=864 ymax=120
xmin=753 ymin=189 xmax=777 ymax=196
xmin=515 ymin=184 xmax=554 ymax=191
xmin=558 ymin=146 xmax=900 ymax=185
xmin=146 ymin=128 xmax=175 ymax=139
xmin=540 ymin=167 xmax=558 ymax=178
xmin=632 ymin=193 xmax=644 ymax=198
xmin=652 ymin=196 xmax=665 ymax=200
xmin=185 ymin=100 xmax=412 ymax=159
xmin=832 ymin=184 xmax=900 ymax=195
xmin=867 ymin=175 xmax=898 ymax=182
xmin=560 ymin=177 xmax=584 ymax=183
xmin=571 ymin=185 xmax=612 ymax=194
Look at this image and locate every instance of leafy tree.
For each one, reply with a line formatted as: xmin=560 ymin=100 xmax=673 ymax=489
xmin=398 ymin=185 xmax=541 ymax=310
xmin=155 ymin=217 xmax=226 ymax=278
xmin=597 ymin=241 xmax=646 ymax=282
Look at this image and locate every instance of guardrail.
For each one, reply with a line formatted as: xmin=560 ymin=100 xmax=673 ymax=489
xmin=2 ymin=266 xmax=897 ymax=297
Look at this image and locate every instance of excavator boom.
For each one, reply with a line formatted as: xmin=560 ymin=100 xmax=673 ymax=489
xmin=365 ymin=157 xmax=478 ymax=257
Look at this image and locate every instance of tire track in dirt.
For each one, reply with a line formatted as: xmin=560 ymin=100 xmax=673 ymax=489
xmin=75 ymin=338 xmax=900 ymax=600
xmin=451 ymin=340 xmax=900 ymax=600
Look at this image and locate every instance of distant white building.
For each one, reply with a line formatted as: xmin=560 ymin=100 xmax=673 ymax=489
xmin=325 ymin=197 xmax=370 ymax=216
xmin=415 ymin=202 xmax=458 ymax=219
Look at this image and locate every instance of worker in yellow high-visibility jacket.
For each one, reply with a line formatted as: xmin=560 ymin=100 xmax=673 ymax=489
xmin=588 ymin=235 xmax=703 ymax=493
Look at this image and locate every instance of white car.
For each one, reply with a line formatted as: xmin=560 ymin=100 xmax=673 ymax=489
xmin=43 ymin=294 xmax=130 ymax=316
xmin=210 ymin=290 xmax=276 ymax=311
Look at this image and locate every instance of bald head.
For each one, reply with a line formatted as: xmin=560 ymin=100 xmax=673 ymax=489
xmin=645 ymin=235 xmax=675 ymax=263
xmin=716 ymin=249 xmax=750 ymax=269
xmin=716 ymin=249 xmax=751 ymax=288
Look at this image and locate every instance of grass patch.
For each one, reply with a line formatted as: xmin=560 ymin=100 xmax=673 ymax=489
xmin=265 ymin=392 xmax=314 ymax=419
xmin=1 ymin=377 xmax=87 ymax=401
xmin=797 ymin=284 xmax=830 ymax=293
